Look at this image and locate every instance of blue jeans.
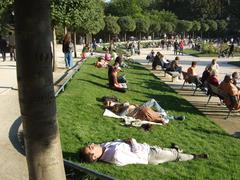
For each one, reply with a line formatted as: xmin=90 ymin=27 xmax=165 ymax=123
xmin=141 ymin=99 xmax=174 ymax=121
xmin=64 ymin=52 xmax=73 ymax=68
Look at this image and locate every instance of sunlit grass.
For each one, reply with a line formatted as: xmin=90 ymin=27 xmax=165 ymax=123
xmin=57 ymin=57 xmax=240 ymax=179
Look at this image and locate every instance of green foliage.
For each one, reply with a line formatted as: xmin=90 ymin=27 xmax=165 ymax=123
xmin=104 ymin=16 xmax=120 ymax=35
xmin=51 ymin=0 xmax=104 ymax=35
xmin=176 ymin=20 xmax=193 ymax=32
xmin=206 ymin=20 xmax=218 ymax=32
xmin=118 ymin=16 xmax=136 ymax=33
xmin=134 ymin=15 xmax=150 ymax=33
xmin=0 ymin=0 xmax=14 ymax=32
xmin=191 ymin=21 xmax=201 ymax=32
xmin=216 ymin=20 xmax=228 ymax=32
xmin=106 ymin=0 xmax=141 ymax=16
xmin=57 ymin=58 xmax=240 ymax=179
xmin=201 ymin=42 xmax=218 ymax=54
xmin=201 ymin=22 xmax=209 ymax=32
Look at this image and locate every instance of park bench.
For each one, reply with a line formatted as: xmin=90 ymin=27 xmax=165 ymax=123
xmin=54 ymin=60 xmax=82 ymax=97
xmin=181 ymin=71 xmax=203 ymax=95
xmin=164 ymin=70 xmax=179 ymax=82
xmin=206 ymin=83 xmax=239 ymax=119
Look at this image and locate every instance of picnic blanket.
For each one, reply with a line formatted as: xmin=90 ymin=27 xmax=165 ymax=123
xmin=103 ymin=109 xmax=163 ymax=127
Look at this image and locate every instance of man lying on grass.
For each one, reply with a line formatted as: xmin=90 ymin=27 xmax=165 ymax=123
xmin=79 ymin=138 xmax=208 ymax=166
xmin=104 ymin=98 xmax=185 ymax=125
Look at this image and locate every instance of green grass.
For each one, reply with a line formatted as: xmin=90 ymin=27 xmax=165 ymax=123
xmin=228 ymin=61 xmax=240 ymax=67
xmin=57 ymin=58 xmax=240 ymax=180
xmin=184 ymin=49 xmax=240 ymax=58
xmin=183 ymin=49 xmax=218 ymax=57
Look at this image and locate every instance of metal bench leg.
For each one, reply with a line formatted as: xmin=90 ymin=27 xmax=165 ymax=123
xmin=225 ymin=110 xmax=231 ymax=119
xmin=206 ymin=95 xmax=212 ymax=105
xmin=193 ymin=86 xmax=198 ymax=95
xmin=181 ymin=81 xmax=186 ymax=89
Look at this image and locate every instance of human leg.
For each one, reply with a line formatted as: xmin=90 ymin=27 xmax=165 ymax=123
xmin=64 ymin=53 xmax=68 ymax=67
xmin=148 ymin=146 xmax=194 ymax=164
xmin=142 ymin=99 xmax=165 ymax=113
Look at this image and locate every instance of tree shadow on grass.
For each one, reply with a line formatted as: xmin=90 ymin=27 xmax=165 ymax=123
xmin=190 ymin=127 xmax=234 ymax=138
xmin=87 ymin=73 xmax=108 ymax=81
xmin=63 ymin=151 xmax=79 ymax=162
xmin=77 ymin=79 xmax=109 ymax=90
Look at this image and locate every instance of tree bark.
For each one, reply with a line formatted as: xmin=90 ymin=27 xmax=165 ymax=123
xmin=73 ymin=32 xmax=77 ymax=58
xmin=15 ymin=0 xmax=66 ymax=179
xmin=52 ymin=26 xmax=57 ymax=72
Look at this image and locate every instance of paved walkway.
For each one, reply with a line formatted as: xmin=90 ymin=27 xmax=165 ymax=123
xmin=132 ymin=48 xmax=240 ymax=137
xmin=0 ymin=44 xmax=83 ymax=180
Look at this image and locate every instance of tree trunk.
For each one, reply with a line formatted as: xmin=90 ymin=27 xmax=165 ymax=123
xmin=73 ymin=32 xmax=77 ymax=58
xmin=64 ymin=26 xmax=67 ymax=35
xmin=108 ymin=34 xmax=111 ymax=43
xmin=52 ymin=26 xmax=57 ymax=72
xmin=124 ymin=33 xmax=127 ymax=42
xmin=15 ymin=0 xmax=66 ymax=180
xmin=152 ymin=32 xmax=155 ymax=41
xmin=139 ymin=32 xmax=141 ymax=40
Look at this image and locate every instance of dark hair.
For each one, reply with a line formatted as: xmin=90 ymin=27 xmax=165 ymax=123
xmin=79 ymin=147 xmax=96 ymax=163
xmin=232 ymin=72 xmax=238 ymax=79
xmin=192 ymin=61 xmax=197 ymax=66
xmin=107 ymin=103 xmax=128 ymax=114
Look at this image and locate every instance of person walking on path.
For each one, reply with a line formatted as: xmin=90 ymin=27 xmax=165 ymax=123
xmin=0 ymin=35 xmax=7 ymax=61
xmin=80 ymin=138 xmax=209 ymax=166
xmin=8 ymin=32 xmax=16 ymax=61
xmin=62 ymin=33 xmax=73 ymax=68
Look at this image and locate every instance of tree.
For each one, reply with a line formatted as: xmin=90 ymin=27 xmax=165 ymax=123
xmin=216 ymin=20 xmax=228 ymax=32
xmin=104 ymin=15 xmax=120 ymax=42
xmin=15 ymin=0 xmax=65 ymax=179
xmin=206 ymin=19 xmax=218 ymax=32
xmin=191 ymin=20 xmax=201 ymax=38
xmin=118 ymin=16 xmax=136 ymax=41
xmin=134 ymin=15 xmax=150 ymax=40
xmin=105 ymin=0 xmax=141 ymax=16
xmin=176 ymin=20 xmax=193 ymax=37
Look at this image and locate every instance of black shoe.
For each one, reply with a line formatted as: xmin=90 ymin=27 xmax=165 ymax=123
xmin=170 ymin=143 xmax=183 ymax=153
xmin=193 ymin=153 xmax=209 ymax=159
xmin=174 ymin=116 xmax=185 ymax=121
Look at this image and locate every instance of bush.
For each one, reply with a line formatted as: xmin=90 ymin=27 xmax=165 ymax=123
xmin=201 ymin=42 xmax=218 ymax=54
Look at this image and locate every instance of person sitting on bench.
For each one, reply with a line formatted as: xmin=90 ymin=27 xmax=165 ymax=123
xmin=166 ymin=56 xmax=183 ymax=79
xmin=104 ymin=98 xmax=185 ymax=124
xmin=219 ymin=75 xmax=240 ymax=110
xmin=108 ymin=62 xmax=127 ymax=92
xmin=79 ymin=138 xmax=209 ymax=166
xmin=186 ymin=61 xmax=202 ymax=87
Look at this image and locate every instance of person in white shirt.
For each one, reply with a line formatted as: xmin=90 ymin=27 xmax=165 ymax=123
xmin=79 ymin=138 xmax=208 ymax=166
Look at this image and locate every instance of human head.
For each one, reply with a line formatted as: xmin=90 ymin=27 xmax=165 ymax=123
xmin=191 ymin=61 xmax=197 ymax=67
xmin=175 ymin=56 xmax=180 ymax=61
xmin=79 ymin=144 xmax=103 ymax=163
xmin=232 ymin=72 xmax=239 ymax=80
xmin=223 ymin=75 xmax=232 ymax=83
xmin=63 ymin=33 xmax=71 ymax=43
xmin=211 ymin=59 xmax=217 ymax=65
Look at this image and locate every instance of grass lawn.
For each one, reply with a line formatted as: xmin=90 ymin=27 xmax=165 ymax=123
xmin=57 ymin=58 xmax=240 ymax=180
xmin=183 ymin=49 xmax=217 ymax=57
xmin=228 ymin=61 xmax=240 ymax=67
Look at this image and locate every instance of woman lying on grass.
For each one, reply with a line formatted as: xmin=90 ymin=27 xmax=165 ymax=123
xmin=79 ymin=138 xmax=208 ymax=166
xmin=104 ymin=98 xmax=185 ymax=125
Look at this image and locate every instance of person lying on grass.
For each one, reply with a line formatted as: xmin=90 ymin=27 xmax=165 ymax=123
xmin=104 ymin=98 xmax=185 ymax=124
xmin=79 ymin=138 xmax=208 ymax=166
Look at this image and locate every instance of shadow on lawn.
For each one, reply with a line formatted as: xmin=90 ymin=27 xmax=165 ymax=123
xmin=63 ymin=151 xmax=79 ymax=161
xmin=78 ymin=78 xmax=109 ymax=90
xmin=87 ymin=73 xmax=108 ymax=80
xmin=191 ymin=127 xmax=233 ymax=138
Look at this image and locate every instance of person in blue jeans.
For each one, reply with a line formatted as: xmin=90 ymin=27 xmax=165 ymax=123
xmin=62 ymin=33 xmax=73 ymax=68
xmin=104 ymin=98 xmax=185 ymax=124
